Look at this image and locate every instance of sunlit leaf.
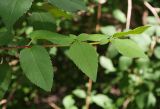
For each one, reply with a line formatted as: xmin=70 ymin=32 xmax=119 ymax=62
xmin=92 ymin=94 xmax=113 ymax=108
xmin=113 ymin=9 xmax=126 ymax=23
xmin=67 ymin=42 xmax=98 ymax=81
xmin=111 ymin=39 xmax=147 ymax=58
xmin=73 ymin=89 xmax=86 ymax=99
xmin=113 ymin=26 xmax=150 ymax=38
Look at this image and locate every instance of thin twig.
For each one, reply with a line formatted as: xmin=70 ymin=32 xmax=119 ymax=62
xmin=121 ymin=1 xmax=133 ymax=109
xmin=122 ymin=97 xmax=132 ymax=109
xmin=47 ymin=101 xmax=61 ymax=109
xmin=149 ymin=36 xmax=157 ymax=56
xmin=0 ymin=44 xmax=67 ymax=50
xmin=126 ymin=0 xmax=132 ymax=29
xmin=0 ymin=42 xmax=100 ymax=50
xmin=0 ymin=99 xmax=7 ymax=106
xmin=85 ymin=79 xmax=93 ymax=109
xmin=142 ymin=10 xmax=148 ymax=25
xmin=96 ymin=1 xmax=102 ymax=32
xmin=1 ymin=83 xmax=19 ymax=109
xmin=144 ymin=1 xmax=160 ymax=24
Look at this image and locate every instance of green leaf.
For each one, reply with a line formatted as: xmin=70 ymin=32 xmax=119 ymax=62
xmin=67 ymin=42 xmax=98 ymax=81
xmin=106 ymin=44 xmax=119 ymax=59
xmin=113 ymin=9 xmax=126 ymax=23
xmin=28 ymin=12 xmax=56 ymax=31
xmin=147 ymin=92 xmax=156 ymax=107
xmin=92 ymin=94 xmax=113 ymax=108
xmin=0 ymin=63 xmax=12 ymax=99
xmin=48 ymin=0 xmax=86 ymax=12
xmin=78 ymin=33 xmax=109 ymax=42
xmin=99 ymin=56 xmax=116 ymax=73
xmin=136 ymin=93 xmax=147 ymax=109
xmin=0 ymin=31 xmax=13 ymax=45
xmin=113 ymin=26 xmax=150 ymax=38
xmin=63 ymin=95 xmax=75 ymax=109
xmin=147 ymin=16 xmax=157 ymax=24
xmin=119 ymin=56 xmax=132 ymax=71
xmin=30 ymin=30 xmax=76 ymax=45
xmin=0 ymin=0 xmax=33 ymax=29
xmin=131 ymin=33 xmax=151 ymax=52
xmin=73 ymin=89 xmax=86 ymax=99
xmin=154 ymin=46 xmax=160 ymax=59
xmin=99 ymin=39 xmax=109 ymax=45
xmin=156 ymin=26 xmax=160 ymax=36
xmin=41 ymin=3 xmax=72 ymax=19
xmin=100 ymin=25 xmax=116 ymax=36
xmin=20 ymin=46 xmax=53 ymax=91
xmin=111 ymin=39 xmax=147 ymax=58
xmin=136 ymin=58 xmax=150 ymax=69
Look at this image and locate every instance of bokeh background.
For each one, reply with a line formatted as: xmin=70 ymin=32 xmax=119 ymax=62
xmin=0 ymin=0 xmax=160 ymax=109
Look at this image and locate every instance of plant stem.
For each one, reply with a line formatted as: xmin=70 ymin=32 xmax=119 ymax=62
xmin=126 ymin=0 xmax=132 ymax=29
xmin=0 ymin=42 xmax=100 ymax=50
xmin=144 ymin=1 xmax=160 ymax=24
xmin=96 ymin=1 xmax=102 ymax=32
xmin=85 ymin=79 xmax=93 ymax=109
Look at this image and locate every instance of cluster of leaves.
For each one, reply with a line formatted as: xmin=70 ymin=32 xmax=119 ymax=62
xmin=0 ymin=0 xmax=149 ymax=92
xmin=0 ymin=0 xmax=160 ymax=109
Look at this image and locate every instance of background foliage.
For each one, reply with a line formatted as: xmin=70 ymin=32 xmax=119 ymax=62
xmin=0 ymin=0 xmax=160 ymax=109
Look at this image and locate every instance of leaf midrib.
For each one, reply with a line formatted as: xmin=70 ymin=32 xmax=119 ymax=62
xmin=29 ymin=48 xmax=48 ymax=87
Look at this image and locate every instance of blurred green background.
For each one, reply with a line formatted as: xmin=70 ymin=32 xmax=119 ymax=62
xmin=0 ymin=0 xmax=160 ymax=109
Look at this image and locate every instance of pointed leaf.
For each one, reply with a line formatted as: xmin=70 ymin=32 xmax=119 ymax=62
xmin=67 ymin=42 xmax=98 ymax=81
xmin=113 ymin=9 xmax=126 ymax=23
xmin=30 ymin=30 xmax=76 ymax=45
xmin=111 ymin=39 xmax=147 ymax=58
xmin=28 ymin=12 xmax=56 ymax=31
xmin=113 ymin=26 xmax=150 ymax=38
xmin=20 ymin=46 xmax=53 ymax=91
xmin=41 ymin=3 xmax=72 ymax=19
xmin=78 ymin=33 xmax=109 ymax=42
xmin=48 ymin=0 xmax=86 ymax=12
xmin=0 ymin=0 xmax=33 ymax=29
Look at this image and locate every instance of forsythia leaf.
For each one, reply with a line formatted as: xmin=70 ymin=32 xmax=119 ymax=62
xmin=113 ymin=26 xmax=150 ymax=38
xmin=0 ymin=0 xmax=33 ymax=30
xmin=67 ymin=42 xmax=98 ymax=81
xmin=48 ymin=0 xmax=86 ymax=12
xmin=20 ymin=46 xmax=53 ymax=91
xmin=111 ymin=39 xmax=147 ymax=58
xmin=30 ymin=30 xmax=76 ymax=45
